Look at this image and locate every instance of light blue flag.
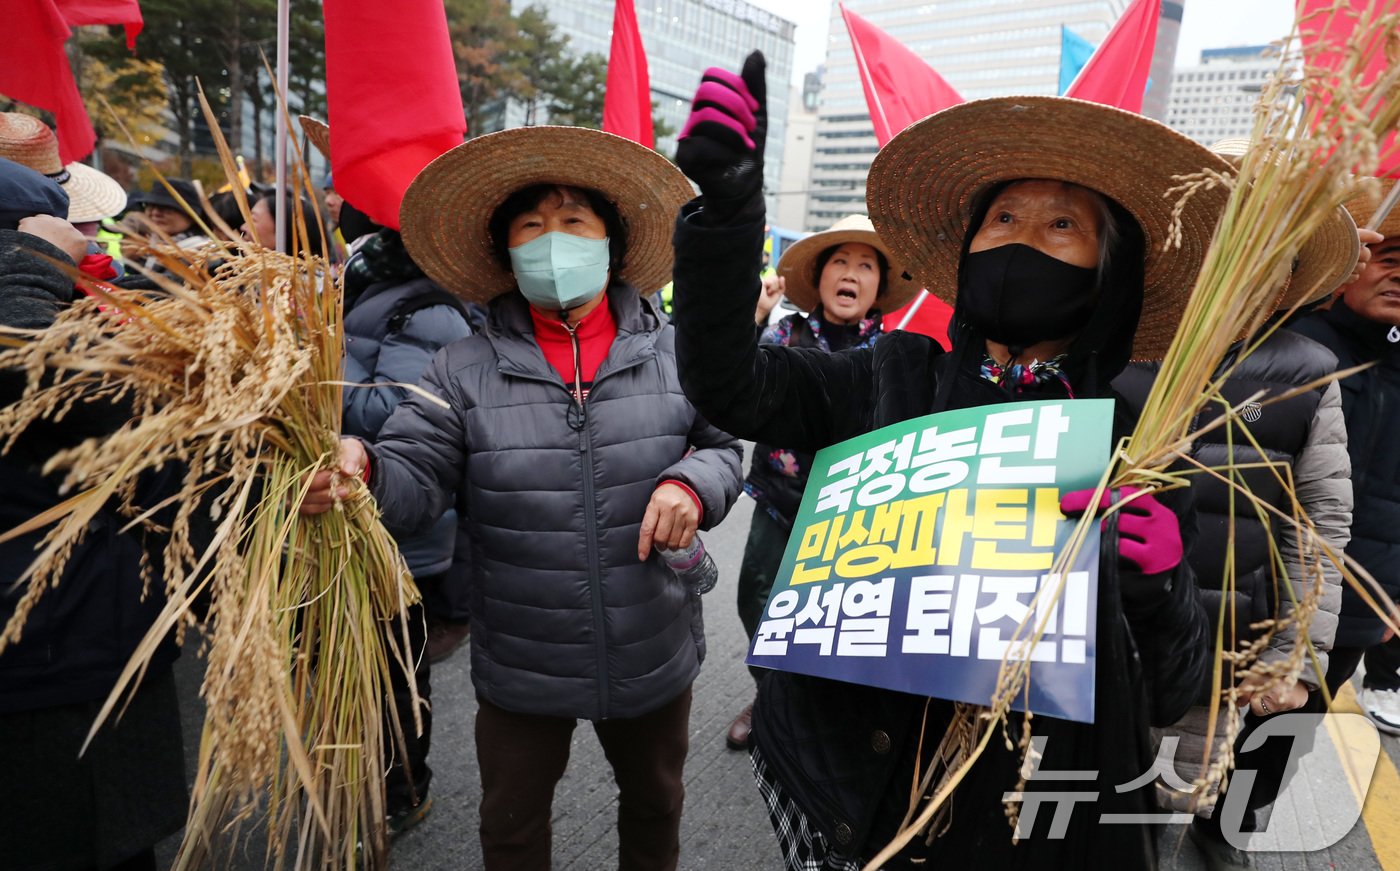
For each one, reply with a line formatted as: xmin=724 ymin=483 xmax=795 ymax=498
xmin=1058 ymin=25 xmax=1096 ymax=96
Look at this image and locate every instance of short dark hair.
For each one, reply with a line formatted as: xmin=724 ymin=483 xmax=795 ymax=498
xmin=488 ymin=184 xmax=627 ymax=275
xmin=813 ymin=242 xmax=891 ymax=298
xmin=252 ymin=190 xmax=325 ymax=258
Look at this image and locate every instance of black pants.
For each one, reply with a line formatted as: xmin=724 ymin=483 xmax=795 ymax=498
xmin=736 ymin=509 xmax=790 ymax=684
xmin=1326 ymin=634 xmax=1400 ymax=696
xmin=385 ymin=598 xmax=432 ymax=812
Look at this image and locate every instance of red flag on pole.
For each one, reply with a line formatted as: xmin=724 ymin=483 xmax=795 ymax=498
xmin=840 ymin=3 xmax=963 ymax=147
xmin=839 ymin=3 xmax=958 ymax=347
xmin=1297 ymin=0 xmax=1399 ymax=176
xmin=0 ymin=0 xmax=97 ymax=164
xmin=56 ymin=0 xmax=143 ymax=50
xmin=1064 ymin=0 xmax=1159 ymax=113
xmin=322 ymin=0 xmax=466 ymax=229
xmin=603 ymin=0 xmax=654 ymax=148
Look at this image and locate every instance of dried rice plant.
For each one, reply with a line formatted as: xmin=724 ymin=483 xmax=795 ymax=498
xmin=0 ymin=94 xmax=420 ymax=869
xmin=866 ymin=4 xmax=1400 ymax=866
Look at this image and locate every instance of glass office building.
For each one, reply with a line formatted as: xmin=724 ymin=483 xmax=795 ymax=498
xmin=510 ymin=0 xmax=797 ymax=217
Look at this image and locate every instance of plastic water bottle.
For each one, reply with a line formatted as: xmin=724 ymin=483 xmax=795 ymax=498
xmin=657 ymin=537 xmax=719 ymax=595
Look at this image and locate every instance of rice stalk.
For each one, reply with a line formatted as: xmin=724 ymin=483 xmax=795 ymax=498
xmin=0 ymin=94 xmax=419 ymax=869
xmin=865 ymin=4 xmax=1400 ymax=866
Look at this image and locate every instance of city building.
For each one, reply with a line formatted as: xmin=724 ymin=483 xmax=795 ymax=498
xmin=805 ymin=0 xmax=1130 ymax=232
xmin=1165 ymin=45 xmax=1275 ymax=146
xmin=1141 ymin=0 xmax=1184 ymax=121
xmin=774 ymin=67 xmax=821 ymax=232
xmin=509 ymin=0 xmax=797 ymax=218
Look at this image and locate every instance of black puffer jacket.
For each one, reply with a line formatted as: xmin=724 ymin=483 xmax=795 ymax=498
xmin=0 ymin=230 xmax=177 ymax=713
xmin=365 ymin=285 xmax=743 ymax=721
xmin=1115 ymin=330 xmax=1348 ymax=690
xmin=1293 ymin=299 xmax=1400 ymax=647
xmin=672 ymin=203 xmax=1210 ymax=869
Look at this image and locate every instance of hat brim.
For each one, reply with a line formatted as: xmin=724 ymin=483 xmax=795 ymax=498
xmin=1291 ymin=204 xmax=1359 ymax=306
xmin=776 ymin=228 xmax=920 ymax=315
xmin=867 ymin=96 xmax=1235 ymax=361
xmin=1347 ymin=182 xmax=1400 ymax=240
xmin=62 ymin=162 xmax=128 ymax=223
xmin=299 ymin=116 xmax=331 ymax=161
xmin=401 ymin=127 xmax=695 ymax=304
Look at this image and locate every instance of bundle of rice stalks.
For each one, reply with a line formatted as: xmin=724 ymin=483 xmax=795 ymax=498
xmin=868 ymin=4 xmax=1400 ymax=865
xmin=0 ymin=106 xmax=419 ymax=868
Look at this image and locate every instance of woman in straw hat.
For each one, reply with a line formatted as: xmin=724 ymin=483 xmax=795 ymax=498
xmin=671 ymin=53 xmax=1226 ymax=869
xmin=725 ymin=215 xmax=917 ymax=751
xmin=300 ymin=125 xmax=743 ymax=869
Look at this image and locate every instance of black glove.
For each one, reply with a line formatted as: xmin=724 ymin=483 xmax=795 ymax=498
xmin=675 ymin=50 xmax=767 ymax=226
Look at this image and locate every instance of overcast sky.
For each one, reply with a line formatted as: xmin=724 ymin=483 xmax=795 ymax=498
xmin=744 ymin=0 xmax=1299 ymax=86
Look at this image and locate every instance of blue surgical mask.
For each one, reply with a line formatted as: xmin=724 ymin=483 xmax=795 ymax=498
xmin=509 ymin=232 xmax=611 ymax=311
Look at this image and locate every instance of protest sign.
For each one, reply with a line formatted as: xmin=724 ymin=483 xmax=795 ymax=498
xmin=747 ymin=399 xmax=1113 ymax=723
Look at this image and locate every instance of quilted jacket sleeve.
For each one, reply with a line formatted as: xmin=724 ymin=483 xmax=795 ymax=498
xmin=342 ymin=303 xmax=471 ymax=439
xmin=365 ymin=347 xmax=468 ymax=538
xmin=657 ymin=412 xmax=743 ymax=532
xmin=1263 ymin=379 xmax=1350 ymax=688
xmin=672 ymin=201 xmax=875 ymax=453
xmin=1118 ymin=488 xmax=1212 ymax=727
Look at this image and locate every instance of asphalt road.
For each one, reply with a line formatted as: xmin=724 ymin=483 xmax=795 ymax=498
xmin=157 ymin=445 xmax=1400 ymax=870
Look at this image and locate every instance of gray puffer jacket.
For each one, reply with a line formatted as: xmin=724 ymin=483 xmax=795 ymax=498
xmin=366 ymin=285 xmax=743 ymax=720
xmin=343 ymin=275 xmax=471 ymax=578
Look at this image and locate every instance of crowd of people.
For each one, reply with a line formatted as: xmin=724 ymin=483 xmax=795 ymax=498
xmin=2 ymin=46 xmax=1398 ymax=871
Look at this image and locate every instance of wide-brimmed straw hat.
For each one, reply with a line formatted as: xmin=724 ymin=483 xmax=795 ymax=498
xmin=1210 ymin=138 xmax=1359 ymax=307
xmin=0 ymin=112 xmax=127 ymax=223
xmin=776 ymin=214 xmax=919 ymax=314
xmin=299 ymin=115 xmax=331 ymax=161
xmin=867 ymin=96 xmax=1235 ymax=361
xmin=400 ymin=126 xmax=694 ymax=303
xmin=1345 ymin=180 xmax=1400 ymax=240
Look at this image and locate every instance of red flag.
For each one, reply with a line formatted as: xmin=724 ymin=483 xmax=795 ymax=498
xmin=56 ymin=0 xmax=143 ymax=50
xmin=840 ymin=3 xmax=963 ymax=147
xmin=1064 ymin=0 xmax=1159 ymax=113
xmin=602 ymin=0 xmax=654 ymax=147
xmin=0 ymin=0 xmax=96 ymax=164
xmin=1297 ymin=0 xmax=1399 ymax=176
xmin=322 ymin=0 xmax=466 ymax=229
xmin=839 ymin=4 xmax=957 ymax=346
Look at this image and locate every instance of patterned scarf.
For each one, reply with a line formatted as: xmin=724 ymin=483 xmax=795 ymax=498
xmin=979 ymin=352 xmax=1075 ymax=398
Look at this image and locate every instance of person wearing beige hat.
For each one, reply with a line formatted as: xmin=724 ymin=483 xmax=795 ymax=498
xmin=0 ymin=112 xmax=130 ymax=273
xmin=671 ymin=52 xmax=1231 ymax=869
xmin=725 ymin=214 xmax=917 ymax=751
xmin=1115 ymin=144 xmax=1360 ymax=871
xmin=0 ymin=113 xmax=128 ymax=231
xmin=298 ymin=125 xmax=743 ymax=870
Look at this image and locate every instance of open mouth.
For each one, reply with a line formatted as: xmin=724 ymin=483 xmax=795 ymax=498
xmin=835 ymin=288 xmax=859 ymax=301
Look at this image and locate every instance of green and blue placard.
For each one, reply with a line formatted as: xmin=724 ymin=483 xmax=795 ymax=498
xmin=747 ymin=399 xmax=1114 ymax=724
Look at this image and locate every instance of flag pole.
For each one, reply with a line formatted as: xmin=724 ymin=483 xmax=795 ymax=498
xmin=274 ymin=0 xmax=290 ymax=254
xmin=894 ymin=289 xmax=929 ymax=331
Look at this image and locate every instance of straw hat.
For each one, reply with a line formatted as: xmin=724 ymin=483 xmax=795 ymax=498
xmin=400 ymin=126 xmax=695 ymax=303
xmin=299 ymin=115 xmax=331 ymax=161
xmin=1210 ymin=138 xmax=1359 ymax=307
xmin=0 ymin=113 xmax=127 ymax=223
xmin=1345 ymin=180 xmax=1400 ymax=240
xmin=866 ymin=96 xmax=1235 ymax=361
xmin=776 ymin=215 xmax=919 ymax=314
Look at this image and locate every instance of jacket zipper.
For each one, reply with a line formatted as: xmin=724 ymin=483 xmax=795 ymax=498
xmin=565 ymin=320 xmax=611 ymax=720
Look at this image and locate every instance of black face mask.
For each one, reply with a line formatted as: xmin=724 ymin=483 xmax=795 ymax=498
xmin=960 ymin=243 xmax=1098 ymax=351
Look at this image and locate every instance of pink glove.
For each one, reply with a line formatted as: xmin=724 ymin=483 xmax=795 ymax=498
xmin=1060 ymin=486 xmax=1183 ymax=576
